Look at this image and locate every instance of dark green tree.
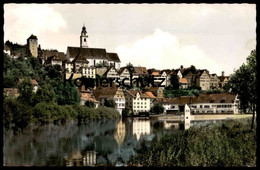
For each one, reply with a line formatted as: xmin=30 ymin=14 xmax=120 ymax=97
xmin=17 ymin=77 xmax=35 ymax=106
xmin=225 ymin=49 xmax=256 ymax=130
xmin=85 ymin=100 xmax=95 ymax=108
xmin=104 ymin=98 xmax=116 ymax=108
xmin=150 ymin=103 xmax=165 ymax=115
xmin=54 ymin=82 xmax=80 ymax=105
xmin=169 ymin=75 xmax=180 ymax=90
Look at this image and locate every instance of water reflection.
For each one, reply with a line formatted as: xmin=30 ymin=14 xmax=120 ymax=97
xmin=4 ymin=117 xmax=225 ymax=166
xmin=132 ymin=118 xmax=150 ymax=141
xmin=65 ymin=150 xmax=96 ymax=167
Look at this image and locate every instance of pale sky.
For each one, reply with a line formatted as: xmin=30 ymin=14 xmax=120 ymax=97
xmin=4 ymin=4 xmax=256 ymax=76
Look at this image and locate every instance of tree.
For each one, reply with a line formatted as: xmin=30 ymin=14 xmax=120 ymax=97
xmin=85 ymin=100 xmax=95 ymax=108
xmin=190 ymin=65 xmax=197 ymax=74
xmin=126 ymin=62 xmax=135 ymax=88
xmin=104 ymin=98 xmax=116 ymax=108
xmin=54 ymin=82 xmax=80 ymax=105
xmin=225 ymin=49 xmax=256 ymax=130
xmin=169 ymin=75 xmax=180 ymax=90
xmin=32 ymin=84 xmax=57 ymax=106
xmin=150 ymin=103 xmax=165 ymax=115
xmin=17 ymin=77 xmax=35 ymax=106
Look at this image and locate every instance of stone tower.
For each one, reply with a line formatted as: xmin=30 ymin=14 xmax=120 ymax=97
xmin=27 ymin=34 xmax=38 ymax=58
xmin=80 ymin=25 xmax=88 ymax=48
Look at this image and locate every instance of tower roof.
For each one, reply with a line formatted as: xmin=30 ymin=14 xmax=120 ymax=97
xmin=81 ymin=25 xmax=87 ymax=34
xmin=28 ymin=34 xmax=38 ymax=40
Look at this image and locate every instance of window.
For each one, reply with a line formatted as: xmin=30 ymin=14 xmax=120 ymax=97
xmin=84 ymin=38 xmax=86 ymax=42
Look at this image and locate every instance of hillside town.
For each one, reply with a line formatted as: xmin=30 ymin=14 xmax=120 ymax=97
xmin=4 ymin=25 xmax=239 ymax=116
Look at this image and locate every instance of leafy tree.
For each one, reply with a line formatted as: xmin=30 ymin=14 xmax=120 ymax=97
xmin=32 ymin=84 xmax=57 ymax=106
xmin=169 ymin=75 xmax=180 ymax=90
xmin=190 ymin=65 xmax=197 ymax=74
xmin=85 ymin=100 xmax=95 ymax=108
xmin=17 ymin=77 xmax=35 ymax=106
xmin=53 ymin=82 xmax=80 ymax=105
xmin=225 ymin=49 xmax=256 ymax=130
xmin=150 ymin=103 xmax=165 ymax=115
xmin=3 ymin=97 xmax=32 ymax=129
xmin=104 ymin=98 xmax=116 ymax=108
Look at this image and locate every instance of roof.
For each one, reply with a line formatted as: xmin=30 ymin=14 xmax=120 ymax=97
xmin=94 ymin=84 xmax=119 ymax=99
xmin=103 ymin=67 xmax=119 ymax=76
xmin=179 ymin=78 xmax=188 ymax=84
xmin=156 ymin=93 xmax=236 ymax=105
xmin=156 ymin=96 xmax=194 ymax=105
xmin=80 ymin=91 xmax=99 ymax=103
xmin=106 ymin=52 xmax=120 ymax=62
xmin=46 ymin=52 xmax=67 ymax=62
xmin=144 ymin=91 xmax=156 ymax=98
xmin=27 ymin=34 xmax=38 ymax=40
xmin=4 ymin=88 xmax=19 ymax=97
xmin=218 ymin=76 xmax=230 ymax=82
xmin=151 ymin=71 xmax=161 ymax=76
xmin=192 ymin=93 xmax=236 ymax=104
xmin=133 ymin=67 xmax=148 ymax=75
xmin=41 ymin=50 xmax=59 ymax=59
xmin=126 ymin=90 xmax=155 ymax=98
xmin=73 ymin=53 xmax=89 ymax=63
xmin=4 ymin=44 xmax=11 ymax=51
xmin=67 ymin=47 xmax=107 ymax=60
xmin=19 ymin=78 xmax=38 ymax=85
xmin=196 ymin=69 xmax=210 ymax=77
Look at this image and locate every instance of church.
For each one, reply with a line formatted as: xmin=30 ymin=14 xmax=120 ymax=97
xmin=65 ymin=25 xmax=121 ymax=76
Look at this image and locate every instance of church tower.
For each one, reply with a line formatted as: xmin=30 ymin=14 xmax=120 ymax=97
xmin=80 ymin=25 xmax=88 ymax=48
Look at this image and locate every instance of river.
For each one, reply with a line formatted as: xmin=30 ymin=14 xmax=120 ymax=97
xmin=3 ymin=117 xmax=224 ymax=166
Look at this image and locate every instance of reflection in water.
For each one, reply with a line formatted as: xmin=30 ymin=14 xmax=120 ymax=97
xmin=65 ymin=150 xmax=96 ymax=166
xmin=4 ymin=117 xmax=224 ymax=166
xmin=114 ymin=120 xmax=126 ymax=146
xmin=132 ymin=118 xmax=151 ymax=141
xmin=163 ymin=121 xmax=180 ymax=130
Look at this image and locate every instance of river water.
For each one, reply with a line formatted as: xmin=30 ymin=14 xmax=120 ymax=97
xmin=3 ymin=117 xmax=223 ymax=166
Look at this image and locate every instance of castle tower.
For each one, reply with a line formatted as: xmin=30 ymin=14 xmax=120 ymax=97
xmin=80 ymin=25 xmax=88 ymax=48
xmin=27 ymin=34 xmax=38 ymax=58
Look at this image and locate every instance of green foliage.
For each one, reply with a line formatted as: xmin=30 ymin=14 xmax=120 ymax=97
xmin=53 ymin=82 xmax=80 ymax=105
xmin=17 ymin=77 xmax=35 ymax=106
xmin=104 ymin=98 xmax=116 ymax=108
xmin=150 ymin=103 xmax=165 ymax=114
xmin=85 ymin=100 xmax=95 ymax=108
xmin=164 ymin=89 xmax=200 ymax=98
xmin=32 ymin=84 xmax=57 ymax=106
xmin=129 ymin=118 xmax=256 ymax=167
xmin=225 ymin=49 xmax=256 ymax=114
xmin=169 ymin=75 xmax=180 ymax=90
xmin=3 ymin=97 xmax=32 ymax=129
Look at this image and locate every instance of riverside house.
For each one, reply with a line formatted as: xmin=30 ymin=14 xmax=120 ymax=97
xmin=125 ymin=89 xmax=156 ymax=115
xmin=94 ymin=84 xmax=125 ymax=114
xmin=155 ymin=93 xmax=239 ymax=114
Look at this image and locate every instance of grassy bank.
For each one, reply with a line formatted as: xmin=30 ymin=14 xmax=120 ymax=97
xmin=128 ymin=118 xmax=256 ymax=167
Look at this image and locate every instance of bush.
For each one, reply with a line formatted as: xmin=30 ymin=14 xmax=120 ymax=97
xmin=150 ymin=103 xmax=165 ymax=115
xmin=129 ymin=118 xmax=256 ymax=167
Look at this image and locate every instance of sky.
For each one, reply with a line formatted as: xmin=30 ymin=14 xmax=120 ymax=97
xmin=4 ymin=4 xmax=256 ymax=76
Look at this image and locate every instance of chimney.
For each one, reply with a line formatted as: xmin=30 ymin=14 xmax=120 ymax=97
xmin=222 ymin=71 xmax=224 ymax=76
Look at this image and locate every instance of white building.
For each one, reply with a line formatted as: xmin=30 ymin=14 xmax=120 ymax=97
xmin=94 ymin=85 xmax=125 ymax=115
xmin=65 ymin=25 xmax=121 ymax=72
xmin=125 ymin=90 xmax=156 ymax=115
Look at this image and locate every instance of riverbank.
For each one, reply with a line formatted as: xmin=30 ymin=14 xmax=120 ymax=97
xmin=128 ymin=117 xmax=256 ymax=167
xmin=150 ymin=113 xmax=253 ymax=121
xmin=3 ymin=97 xmax=121 ymax=129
